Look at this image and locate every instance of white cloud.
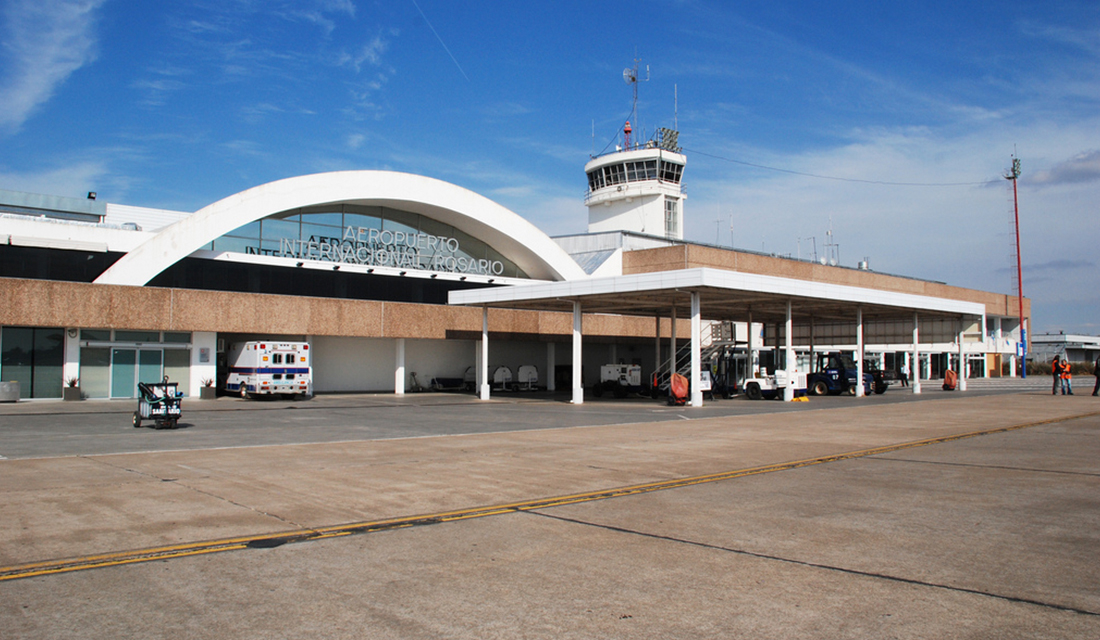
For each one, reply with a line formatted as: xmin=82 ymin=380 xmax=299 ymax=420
xmin=346 ymin=133 xmax=365 ymax=150
xmin=681 ymin=115 xmax=1100 ymax=332
xmin=0 ymin=0 xmax=105 ymax=133
xmin=342 ymin=35 xmax=391 ymax=73
xmin=1030 ymin=150 xmax=1100 ymax=186
xmin=0 ymin=161 xmax=110 ymax=197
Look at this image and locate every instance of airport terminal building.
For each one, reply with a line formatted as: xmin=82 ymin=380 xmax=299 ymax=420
xmin=0 ymin=137 xmax=1029 ymax=403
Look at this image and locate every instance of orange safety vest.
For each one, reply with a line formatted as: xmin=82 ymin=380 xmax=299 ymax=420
xmin=1060 ymin=360 xmax=1072 ymax=380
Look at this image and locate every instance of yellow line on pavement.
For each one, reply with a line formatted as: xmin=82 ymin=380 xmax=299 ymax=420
xmin=2 ymin=410 xmax=1097 ymax=583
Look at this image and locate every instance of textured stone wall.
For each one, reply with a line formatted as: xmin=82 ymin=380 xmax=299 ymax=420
xmin=622 ymin=245 xmax=1030 ymax=319
xmin=0 ymin=277 xmax=678 ymax=341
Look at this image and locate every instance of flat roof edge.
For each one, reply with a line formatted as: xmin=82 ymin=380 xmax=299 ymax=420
xmin=449 ymin=267 xmax=986 ymax=317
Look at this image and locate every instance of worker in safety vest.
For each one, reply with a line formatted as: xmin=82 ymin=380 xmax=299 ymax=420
xmin=1059 ymin=357 xmax=1073 ymax=395
xmin=1052 ymin=355 xmax=1061 ymax=395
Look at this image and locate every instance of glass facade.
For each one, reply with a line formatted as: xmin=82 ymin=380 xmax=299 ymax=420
xmin=1 ymin=327 xmax=64 ymax=398
xmin=74 ymin=330 xmax=195 ymax=398
xmin=209 ymin=204 xmax=529 ymax=279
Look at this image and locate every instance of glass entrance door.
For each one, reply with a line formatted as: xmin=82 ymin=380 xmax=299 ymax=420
xmin=111 ymin=349 xmax=163 ymax=398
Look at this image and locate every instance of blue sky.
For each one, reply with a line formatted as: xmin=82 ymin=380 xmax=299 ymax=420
xmin=2 ymin=0 xmax=1098 ymax=334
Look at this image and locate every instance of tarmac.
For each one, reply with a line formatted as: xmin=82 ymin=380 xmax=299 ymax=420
xmin=1 ymin=379 xmax=1098 ymax=638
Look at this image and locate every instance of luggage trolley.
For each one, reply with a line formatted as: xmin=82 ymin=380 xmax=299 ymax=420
xmin=133 ymin=376 xmax=182 ymax=429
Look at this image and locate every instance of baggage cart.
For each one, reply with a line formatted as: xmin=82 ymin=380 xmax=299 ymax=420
xmin=133 ymin=377 xmax=182 ymax=429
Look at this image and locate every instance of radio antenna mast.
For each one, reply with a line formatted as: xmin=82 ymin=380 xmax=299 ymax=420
xmin=622 ymin=58 xmax=649 ymax=149
xmin=1004 ymin=151 xmax=1026 ymax=377
xmin=674 ymin=83 xmax=678 ymax=131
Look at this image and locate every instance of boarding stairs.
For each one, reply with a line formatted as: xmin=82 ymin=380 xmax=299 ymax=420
xmin=651 ymin=321 xmax=738 ymax=393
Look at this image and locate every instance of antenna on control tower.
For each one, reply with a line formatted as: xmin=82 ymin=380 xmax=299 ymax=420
xmin=622 ymin=58 xmax=649 ymax=150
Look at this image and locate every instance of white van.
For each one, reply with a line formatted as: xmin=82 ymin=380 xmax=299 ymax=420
xmin=225 ymin=341 xmax=312 ymax=399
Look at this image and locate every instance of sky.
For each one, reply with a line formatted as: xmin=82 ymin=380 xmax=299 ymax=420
xmin=1 ymin=0 xmax=1098 ymax=334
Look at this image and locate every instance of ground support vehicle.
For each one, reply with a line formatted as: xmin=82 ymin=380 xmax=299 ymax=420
xmin=942 ymin=369 xmax=958 ymax=391
xmin=430 ymin=375 xmax=467 ymax=391
xmin=862 ymin=359 xmax=892 ymax=395
xmin=742 ymin=370 xmax=808 ymax=401
xmin=225 ymin=341 xmax=312 ymax=399
xmin=462 ymin=366 xmax=477 ymax=391
xmin=667 ymin=372 xmax=689 ymax=405
xmin=491 ymin=366 xmax=513 ymax=391
xmin=808 ymin=353 xmax=874 ymax=396
xmin=515 ymin=365 xmax=539 ymax=391
xmin=593 ymin=364 xmax=646 ymax=398
xmin=133 ymin=377 xmax=182 ymax=429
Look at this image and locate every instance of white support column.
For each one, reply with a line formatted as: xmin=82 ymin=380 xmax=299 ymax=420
xmin=980 ymin=311 xmax=988 ymax=379
xmin=912 ymin=312 xmax=922 ymax=394
xmin=853 ymin=307 xmax=862 ymax=398
xmin=191 ymin=332 xmax=217 ymax=397
xmin=690 ymin=291 xmax=703 ymax=407
xmin=1007 ymin=318 xmax=1016 ymax=378
xmin=480 ymin=306 xmax=490 ymax=400
xmin=747 ymin=311 xmax=755 ymax=376
xmin=572 ymin=301 xmax=583 ymax=405
xmin=670 ymin=306 xmax=677 ymax=376
xmin=783 ymin=300 xmax=795 ymax=402
xmin=63 ymin=328 xmax=80 ymax=388
xmin=654 ymin=315 xmax=662 ymax=383
xmin=809 ymin=316 xmax=815 ymax=375
xmin=855 ymin=307 xmax=865 ymax=397
xmin=958 ymin=318 xmax=968 ymax=391
xmin=394 ymin=338 xmax=406 ymax=395
xmin=546 ymin=342 xmax=556 ymax=392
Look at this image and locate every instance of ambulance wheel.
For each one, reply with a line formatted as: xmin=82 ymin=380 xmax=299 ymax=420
xmin=132 ymin=412 xmax=142 ymax=428
xmin=745 ymin=383 xmax=762 ymax=401
xmin=240 ymin=388 xmax=249 ymax=400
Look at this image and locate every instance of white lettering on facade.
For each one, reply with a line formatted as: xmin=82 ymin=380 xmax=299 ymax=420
xmin=260 ymin=225 xmax=506 ymax=276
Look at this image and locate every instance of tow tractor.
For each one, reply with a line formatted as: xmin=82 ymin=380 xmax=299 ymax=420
xmin=742 ymin=369 xmax=808 ymax=401
xmin=808 ymin=352 xmax=875 ymax=396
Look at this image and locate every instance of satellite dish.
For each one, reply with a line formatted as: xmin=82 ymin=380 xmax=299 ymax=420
xmin=623 ymin=68 xmax=636 ymax=84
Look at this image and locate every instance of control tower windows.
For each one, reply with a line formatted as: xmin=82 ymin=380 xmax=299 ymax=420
xmin=659 ymin=161 xmax=683 ymax=184
xmin=604 ymin=163 xmax=626 ymax=186
xmin=626 ymin=160 xmax=657 ymax=181
xmin=587 ymin=158 xmax=677 ymax=193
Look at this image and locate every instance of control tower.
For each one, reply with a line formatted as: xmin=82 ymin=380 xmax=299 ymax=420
xmin=584 ymin=126 xmax=686 ymax=239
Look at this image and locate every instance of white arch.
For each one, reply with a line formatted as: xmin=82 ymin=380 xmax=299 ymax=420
xmin=95 ymin=170 xmax=587 ymax=285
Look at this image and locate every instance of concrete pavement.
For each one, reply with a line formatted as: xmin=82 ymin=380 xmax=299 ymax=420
xmin=0 ymin=387 xmax=1097 ymax=638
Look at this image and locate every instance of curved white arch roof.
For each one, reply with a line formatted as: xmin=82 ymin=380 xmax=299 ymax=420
xmin=94 ymin=170 xmax=587 ymax=286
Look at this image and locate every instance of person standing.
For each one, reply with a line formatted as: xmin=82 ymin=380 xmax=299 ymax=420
xmin=1060 ymin=357 xmax=1073 ymax=395
xmin=1093 ymin=353 xmax=1100 ymax=396
xmin=1052 ymin=355 xmax=1061 ymax=395
xmin=899 ymin=361 xmax=909 ymax=387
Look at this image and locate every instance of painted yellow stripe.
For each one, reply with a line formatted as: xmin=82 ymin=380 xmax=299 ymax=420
xmin=3 ymin=410 xmax=1096 ymax=583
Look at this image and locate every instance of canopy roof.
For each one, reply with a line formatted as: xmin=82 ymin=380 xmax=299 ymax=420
xmin=450 ymin=268 xmax=985 ymax=323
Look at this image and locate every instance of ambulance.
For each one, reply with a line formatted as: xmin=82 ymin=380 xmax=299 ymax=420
xmin=225 ymin=341 xmax=312 ymax=399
